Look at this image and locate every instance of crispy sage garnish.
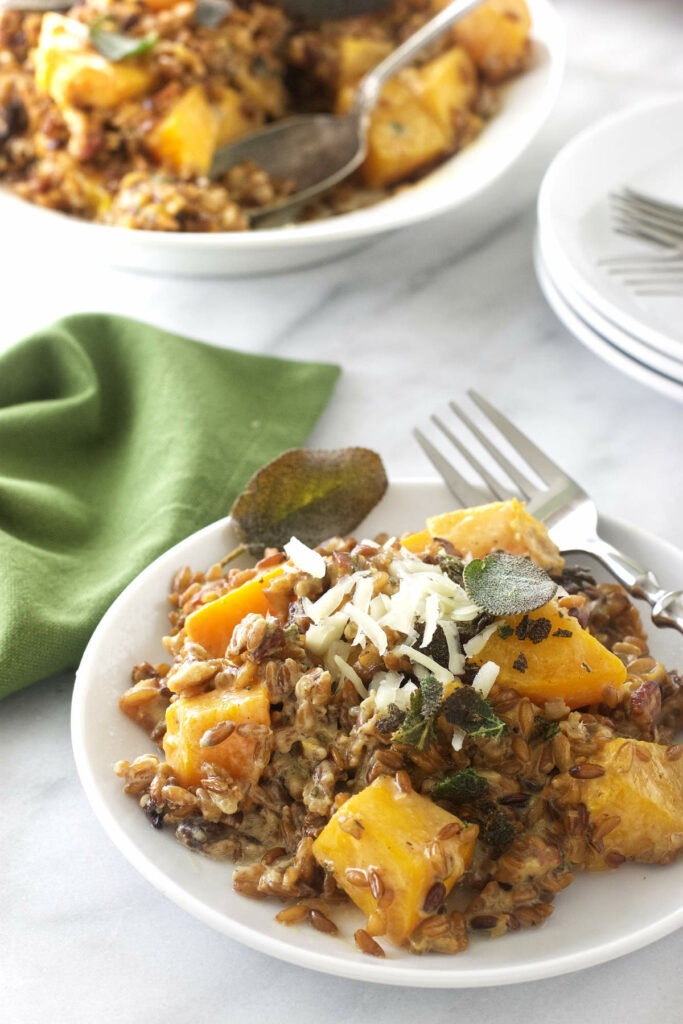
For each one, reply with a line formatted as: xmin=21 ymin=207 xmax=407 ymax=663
xmin=230 ymin=447 xmax=388 ymax=555
xmin=463 ymin=552 xmax=557 ymax=616
xmin=89 ymin=19 xmax=158 ymax=61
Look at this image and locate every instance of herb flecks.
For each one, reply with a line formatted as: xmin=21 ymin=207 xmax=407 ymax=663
xmin=432 ymin=767 xmax=490 ymax=803
xmin=442 ymin=687 xmax=507 ymax=741
xmin=463 ymin=552 xmax=557 ymax=616
xmin=553 ymin=627 xmax=572 ymax=638
xmin=512 ymin=652 xmax=528 ymax=673
xmin=515 ymin=614 xmax=552 ymax=644
xmin=89 ymin=18 xmax=157 ymax=61
xmin=392 ymin=676 xmax=444 ymax=751
xmin=498 ymin=624 xmax=514 ymax=639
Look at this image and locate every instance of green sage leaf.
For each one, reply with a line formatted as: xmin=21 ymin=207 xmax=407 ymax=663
xmin=463 ymin=551 xmax=557 ymax=616
xmin=89 ymin=19 xmax=158 ymax=62
xmin=230 ymin=447 xmax=388 ymax=555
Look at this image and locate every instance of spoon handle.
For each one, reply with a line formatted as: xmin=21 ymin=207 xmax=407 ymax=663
xmin=353 ymin=0 xmax=484 ymax=117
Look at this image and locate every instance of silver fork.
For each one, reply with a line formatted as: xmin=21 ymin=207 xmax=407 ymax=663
xmin=414 ymin=391 xmax=683 ymax=634
xmin=602 ymin=190 xmax=683 ymax=296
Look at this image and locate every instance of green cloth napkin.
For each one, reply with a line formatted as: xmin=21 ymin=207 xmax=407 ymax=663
xmin=0 ymin=313 xmax=340 ymax=698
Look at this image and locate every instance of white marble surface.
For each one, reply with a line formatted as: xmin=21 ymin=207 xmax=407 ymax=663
xmin=2 ymin=0 xmax=683 ymax=1020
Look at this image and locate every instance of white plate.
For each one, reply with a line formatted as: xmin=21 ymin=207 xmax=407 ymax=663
xmin=536 ymin=229 xmax=683 ymax=384
xmin=534 ymin=239 xmax=683 ymax=404
xmin=2 ymin=0 xmax=564 ymax=277
xmin=72 ymin=479 xmax=683 ymax=987
xmin=537 ymin=94 xmax=683 ymax=360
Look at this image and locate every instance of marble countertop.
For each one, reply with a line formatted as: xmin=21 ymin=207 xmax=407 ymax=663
xmin=2 ymin=0 xmax=683 ymax=1020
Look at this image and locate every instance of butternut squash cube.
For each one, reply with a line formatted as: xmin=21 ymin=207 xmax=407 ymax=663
xmin=147 ymin=85 xmax=217 ymax=174
xmin=427 ymin=498 xmax=564 ymax=572
xmin=361 ymin=76 xmax=452 ymax=188
xmin=416 ymin=46 xmax=477 ymax=134
xmin=472 ymin=599 xmax=627 ymax=709
xmin=185 ymin=567 xmax=283 ymax=659
xmin=213 ymin=85 xmax=262 ymax=147
xmin=454 ymin=0 xmax=531 ymax=83
xmin=163 ymin=683 xmax=270 ymax=787
xmin=562 ymin=739 xmax=683 ymax=868
xmin=35 ymin=14 xmax=152 ymax=110
xmin=337 ymin=36 xmax=393 ymax=87
xmin=312 ymin=775 xmax=478 ymax=945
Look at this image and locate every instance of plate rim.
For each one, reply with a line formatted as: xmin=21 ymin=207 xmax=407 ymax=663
xmin=537 ymin=91 xmax=683 ymax=359
xmin=71 ymin=479 xmax=683 ymax=987
xmin=2 ymin=0 xmax=565 ymax=255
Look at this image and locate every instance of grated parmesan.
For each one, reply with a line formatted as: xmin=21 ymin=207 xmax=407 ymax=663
xmin=471 ymin=660 xmax=500 ymax=698
xmin=333 ymin=654 xmax=368 ymax=698
xmin=464 ymin=622 xmax=499 ymax=658
xmin=284 ymin=536 xmax=326 ymax=579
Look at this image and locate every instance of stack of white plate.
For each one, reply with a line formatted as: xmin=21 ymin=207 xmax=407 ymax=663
xmin=535 ymin=95 xmax=683 ymax=402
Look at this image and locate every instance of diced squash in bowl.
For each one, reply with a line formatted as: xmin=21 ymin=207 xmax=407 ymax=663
xmin=471 ymin=598 xmax=627 ymax=709
xmin=453 ymin=0 xmax=531 ymax=82
xmin=337 ymin=36 xmax=393 ymax=87
xmin=427 ymin=498 xmax=564 ymax=571
xmin=147 ymin=85 xmax=218 ymax=174
xmin=163 ymin=683 xmax=270 ymax=787
xmin=312 ymin=775 xmax=478 ymax=945
xmin=417 ymin=46 xmax=478 ymax=132
xmin=213 ymin=86 xmax=263 ymax=147
xmin=35 ymin=13 xmax=153 ymax=110
xmin=554 ymin=739 xmax=683 ymax=868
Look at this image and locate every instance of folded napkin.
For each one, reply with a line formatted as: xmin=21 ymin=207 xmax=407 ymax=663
xmin=0 ymin=314 xmax=340 ymax=698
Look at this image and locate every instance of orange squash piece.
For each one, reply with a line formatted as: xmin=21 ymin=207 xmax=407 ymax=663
xmin=472 ymin=599 xmax=627 ymax=709
xmin=147 ymin=85 xmax=217 ymax=174
xmin=427 ymin=498 xmax=564 ymax=572
xmin=185 ymin=567 xmax=283 ymax=658
xmin=163 ymin=683 xmax=270 ymax=787
xmin=400 ymin=529 xmax=432 ymax=555
xmin=454 ymin=0 xmax=531 ymax=82
xmin=562 ymin=739 xmax=683 ymax=869
xmin=312 ymin=775 xmax=477 ymax=945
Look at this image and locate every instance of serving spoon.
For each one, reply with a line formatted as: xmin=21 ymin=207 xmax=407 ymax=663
xmin=211 ymin=0 xmax=483 ymax=226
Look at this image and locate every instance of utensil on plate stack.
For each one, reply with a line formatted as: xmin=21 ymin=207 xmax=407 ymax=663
xmin=534 ymin=95 xmax=683 ymax=403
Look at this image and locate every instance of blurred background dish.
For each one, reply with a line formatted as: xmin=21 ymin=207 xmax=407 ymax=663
xmin=0 ymin=0 xmax=564 ymax=275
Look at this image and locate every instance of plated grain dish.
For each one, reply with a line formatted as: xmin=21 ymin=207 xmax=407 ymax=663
xmin=115 ymin=499 xmax=683 ymax=958
xmin=0 ymin=0 xmax=533 ymax=231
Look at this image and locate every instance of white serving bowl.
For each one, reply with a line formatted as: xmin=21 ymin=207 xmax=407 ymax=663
xmin=2 ymin=0 xmax=564 ymax=277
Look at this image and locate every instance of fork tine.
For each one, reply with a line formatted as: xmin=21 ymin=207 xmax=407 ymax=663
xmin=448 ymin=400 xmax=536 ymax=499
xmin=431 ymin=413 xmax=511 ymax=501
xmin=467 ymin=391 xmax=572 ymax=487
xmin=413 ymin=428 xmax=491 ymax=507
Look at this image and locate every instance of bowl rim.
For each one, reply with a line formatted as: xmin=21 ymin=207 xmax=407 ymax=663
xmin=3 ymin=0 xmax=565 ymax=252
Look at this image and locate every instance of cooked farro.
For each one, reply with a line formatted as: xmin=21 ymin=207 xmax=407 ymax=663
xmin=115 ymin=499 xmax=683 ymax=957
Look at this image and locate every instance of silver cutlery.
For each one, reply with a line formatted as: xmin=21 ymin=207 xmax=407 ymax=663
xmin=602 ymin=190 xmax=683 ymax=296
xmin=414 ymin=391 xmax=683 ymax=634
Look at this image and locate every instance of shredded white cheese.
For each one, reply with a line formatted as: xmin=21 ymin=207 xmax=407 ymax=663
xmin=305 ymin=575 xmax=355 ymax=623
xmin=464 ymin=622 xmax=499 ymax=658
xmin=471 ymin=660 xmax=500 ymax=698
xmin=346 ymin=603 xmax=388 ymax=655
xmin=333 ymin=654 xmax=368 ymax=698
xmin=305 ymin=612 xmax=348 ymax=657
xmin=392 ymin=643 xmax=454 ymax=685
xmin=284 ymin=536 xmax=326 ymax=579
xmin=451 ymin=726 xmax=467 ymax=752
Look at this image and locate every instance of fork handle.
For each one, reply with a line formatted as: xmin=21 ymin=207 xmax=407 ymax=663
xmin=563 ymin=539 xmax=683 ymax=635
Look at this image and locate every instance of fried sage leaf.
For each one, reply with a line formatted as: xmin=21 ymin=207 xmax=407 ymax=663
xmin=441 ymin=686 xmax=507 ymax=741
xmin=230 ymin=447 xmax=388 ymax=555
xmin=463 ymin=551 xmax=557 ymax=616
xmin=432 ymin=767 xmax=490 ymax=803
xmin=392 ymin=676 xmax=444 ymax=752
xmin=89 ymin=19 xmax=157 ymax=61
